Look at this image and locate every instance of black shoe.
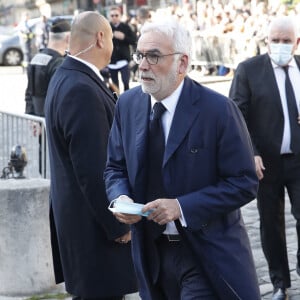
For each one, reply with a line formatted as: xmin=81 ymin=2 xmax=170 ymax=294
xmin=297 ymin=263 xmax=300 ymax=276
xmin=272 ymin=288 xmax=288 ymax=300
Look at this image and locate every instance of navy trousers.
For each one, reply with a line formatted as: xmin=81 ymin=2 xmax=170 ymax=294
xmin=155 ymin=236 xmax=219 ymax=300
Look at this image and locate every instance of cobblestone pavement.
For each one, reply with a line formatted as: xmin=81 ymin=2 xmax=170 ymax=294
xmin=242 ymin=198 xmax=300 ymax=300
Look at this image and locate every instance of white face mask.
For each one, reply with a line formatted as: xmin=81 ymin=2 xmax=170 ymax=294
xmin=108 ymin=199 xmax=153 ymax=216
xmin=269 ymin=43 xmax=293 ymax=66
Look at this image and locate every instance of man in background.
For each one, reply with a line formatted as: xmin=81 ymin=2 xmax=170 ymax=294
xmin=108 ymin=6 xmax=136 ymax=91
xmin=229 ymin=16 xmax=300 ymax=300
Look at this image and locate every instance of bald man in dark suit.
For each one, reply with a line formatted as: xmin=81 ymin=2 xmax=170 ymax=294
xmin=45 ymin=11 xmax=137 ymax=300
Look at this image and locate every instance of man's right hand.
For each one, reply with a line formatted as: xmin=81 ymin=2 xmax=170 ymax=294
xmin=112 ymin=195 xmax=142 ymax=224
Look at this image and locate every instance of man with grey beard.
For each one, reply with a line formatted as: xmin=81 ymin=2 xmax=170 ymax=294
xmin=105 ymin=18 xmax=260 ymax=300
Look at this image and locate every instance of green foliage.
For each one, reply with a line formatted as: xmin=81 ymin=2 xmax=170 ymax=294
xmin=25 ymin=293 xmax=70 ymax=300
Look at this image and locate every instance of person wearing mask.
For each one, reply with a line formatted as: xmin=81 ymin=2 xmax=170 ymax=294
xmin=45 ymin=11 xmax=137 ymax=300
xmin=104 ymin=18 xmax=260 ymax=300
xmin=107 ymin=6 xmax=136 ymax=91
xmin=229 ymin=16 xmax=300 ymax=300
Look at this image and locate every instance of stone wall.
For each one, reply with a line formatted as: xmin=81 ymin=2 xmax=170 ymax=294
xmin=0 ymin=178 xmax=56 ymax=296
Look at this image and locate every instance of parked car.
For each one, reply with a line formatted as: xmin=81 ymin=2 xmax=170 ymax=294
xmin=0 ymin=25 xmax=15 ymax=36
xmin=0 ymin=16 xmax=73 ymax=66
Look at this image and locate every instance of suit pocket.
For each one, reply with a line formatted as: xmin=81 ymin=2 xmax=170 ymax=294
xmin=198 ymin=210 xmax=241 ymax=236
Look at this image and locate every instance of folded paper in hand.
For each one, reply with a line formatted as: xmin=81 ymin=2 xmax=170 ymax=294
xmin=108 ymin=199 xmax=152 ymax=217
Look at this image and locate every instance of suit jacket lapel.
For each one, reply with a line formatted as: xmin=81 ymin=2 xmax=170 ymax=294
xmin=164 ymin=77 xmax=200 ymax=166
xmin=262 ymin=54 xmax=284 ymax=115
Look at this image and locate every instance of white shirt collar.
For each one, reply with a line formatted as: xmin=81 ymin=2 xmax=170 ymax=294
xmin=68 ymin=55 xmax=104 ymax=81
xmin=150 ymin=81 xmax=184 ymax=114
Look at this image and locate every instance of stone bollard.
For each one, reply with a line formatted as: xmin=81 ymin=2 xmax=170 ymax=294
xmin=0 ymin=178 xmax=56 ymax=296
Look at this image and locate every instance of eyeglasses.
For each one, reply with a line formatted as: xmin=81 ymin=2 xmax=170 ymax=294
xmin=132 ymin=52 xmax=183 ymax=65
xmin=110 ymin=14 xmax=120 ymax=17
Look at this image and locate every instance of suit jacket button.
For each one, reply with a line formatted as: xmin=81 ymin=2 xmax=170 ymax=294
xmin=190 ymin=147 xmax=198 ymax=153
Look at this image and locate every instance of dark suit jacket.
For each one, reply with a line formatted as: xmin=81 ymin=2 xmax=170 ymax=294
xmin=45 ymin=56 xmax=137 ymax=298
xmin=110 ymin=22 xmax=136 ymax=64
xmin=105 ymin=77 xmax=260 ymax=300
xmin=229 ymin=54 xmax=300 ymax=182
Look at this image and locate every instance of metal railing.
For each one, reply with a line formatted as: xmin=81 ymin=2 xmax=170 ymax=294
xmin=191 ymin=31 xmax=264 ymax=69
xmin=0 ymin=110 xmax=49 ymax=179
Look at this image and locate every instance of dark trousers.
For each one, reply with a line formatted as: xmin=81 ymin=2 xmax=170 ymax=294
xmin=154 ymin=236 xmax=219 ymax=299
xmin=257 ymin=153 xmax=300 ymax=288
xmin=109 ymin=65 xmax=130 ymax=91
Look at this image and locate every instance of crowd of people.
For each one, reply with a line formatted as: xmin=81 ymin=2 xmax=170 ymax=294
xmin=19 ymin=1 xmax=300 ymax=78
xmin=125 ymin=1 xmax=300 ymax=75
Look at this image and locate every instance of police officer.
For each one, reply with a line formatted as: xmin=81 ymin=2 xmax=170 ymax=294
xmin=25 ymin=18 xmax=71 ymax=116
xmin=25 ymin=18 xmax=71 ymax=176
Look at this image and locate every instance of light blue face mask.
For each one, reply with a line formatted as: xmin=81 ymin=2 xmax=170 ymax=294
xmin=269 ymin=43 xmax=293 ymax=66
xmin=108 ymin=199 xmax=153 ymax=217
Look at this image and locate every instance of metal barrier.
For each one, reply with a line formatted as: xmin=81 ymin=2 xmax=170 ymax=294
xmin=0 ymin=110 xmax=49 ymax=179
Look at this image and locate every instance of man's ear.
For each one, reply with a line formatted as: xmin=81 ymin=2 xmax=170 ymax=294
xmin=96 ymin=31 xmax=104 ymax=48
xmin=178 ymin=54 xmax=189 ymax=75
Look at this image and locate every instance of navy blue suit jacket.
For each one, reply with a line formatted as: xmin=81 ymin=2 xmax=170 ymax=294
xmin=45 ymin=56 xmax=137 ymax=297
xmin=105 ymin=77 xmax=260 ymax=300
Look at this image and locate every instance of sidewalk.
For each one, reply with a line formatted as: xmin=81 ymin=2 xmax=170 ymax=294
xmin=243 ymin=198 xmax=300 ymax=300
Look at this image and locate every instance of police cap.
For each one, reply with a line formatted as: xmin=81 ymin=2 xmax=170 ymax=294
xmin=50 ymin=18 xmax=71 ymax=33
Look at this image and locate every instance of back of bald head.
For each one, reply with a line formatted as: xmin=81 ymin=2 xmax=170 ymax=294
xmin=70 ymin=11 xmax=109 ymax=50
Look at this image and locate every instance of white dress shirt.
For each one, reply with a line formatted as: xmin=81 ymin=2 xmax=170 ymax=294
xmin=68 ymin=55 xmax=104 ymax=81
xmin=271 ymin=57 xmax=300 ymax=154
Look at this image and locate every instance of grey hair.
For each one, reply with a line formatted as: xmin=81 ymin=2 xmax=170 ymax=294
xmin=268 ymin=16 xmax=298 ymax=39
xmin=140 ymin=18 xmax=192 ymax=70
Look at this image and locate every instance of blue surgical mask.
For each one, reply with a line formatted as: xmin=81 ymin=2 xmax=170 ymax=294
xmin=269 ymin=43 xmax=293 ymax=66
xmin=108 ymin=199 xmax=153 ymax=216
